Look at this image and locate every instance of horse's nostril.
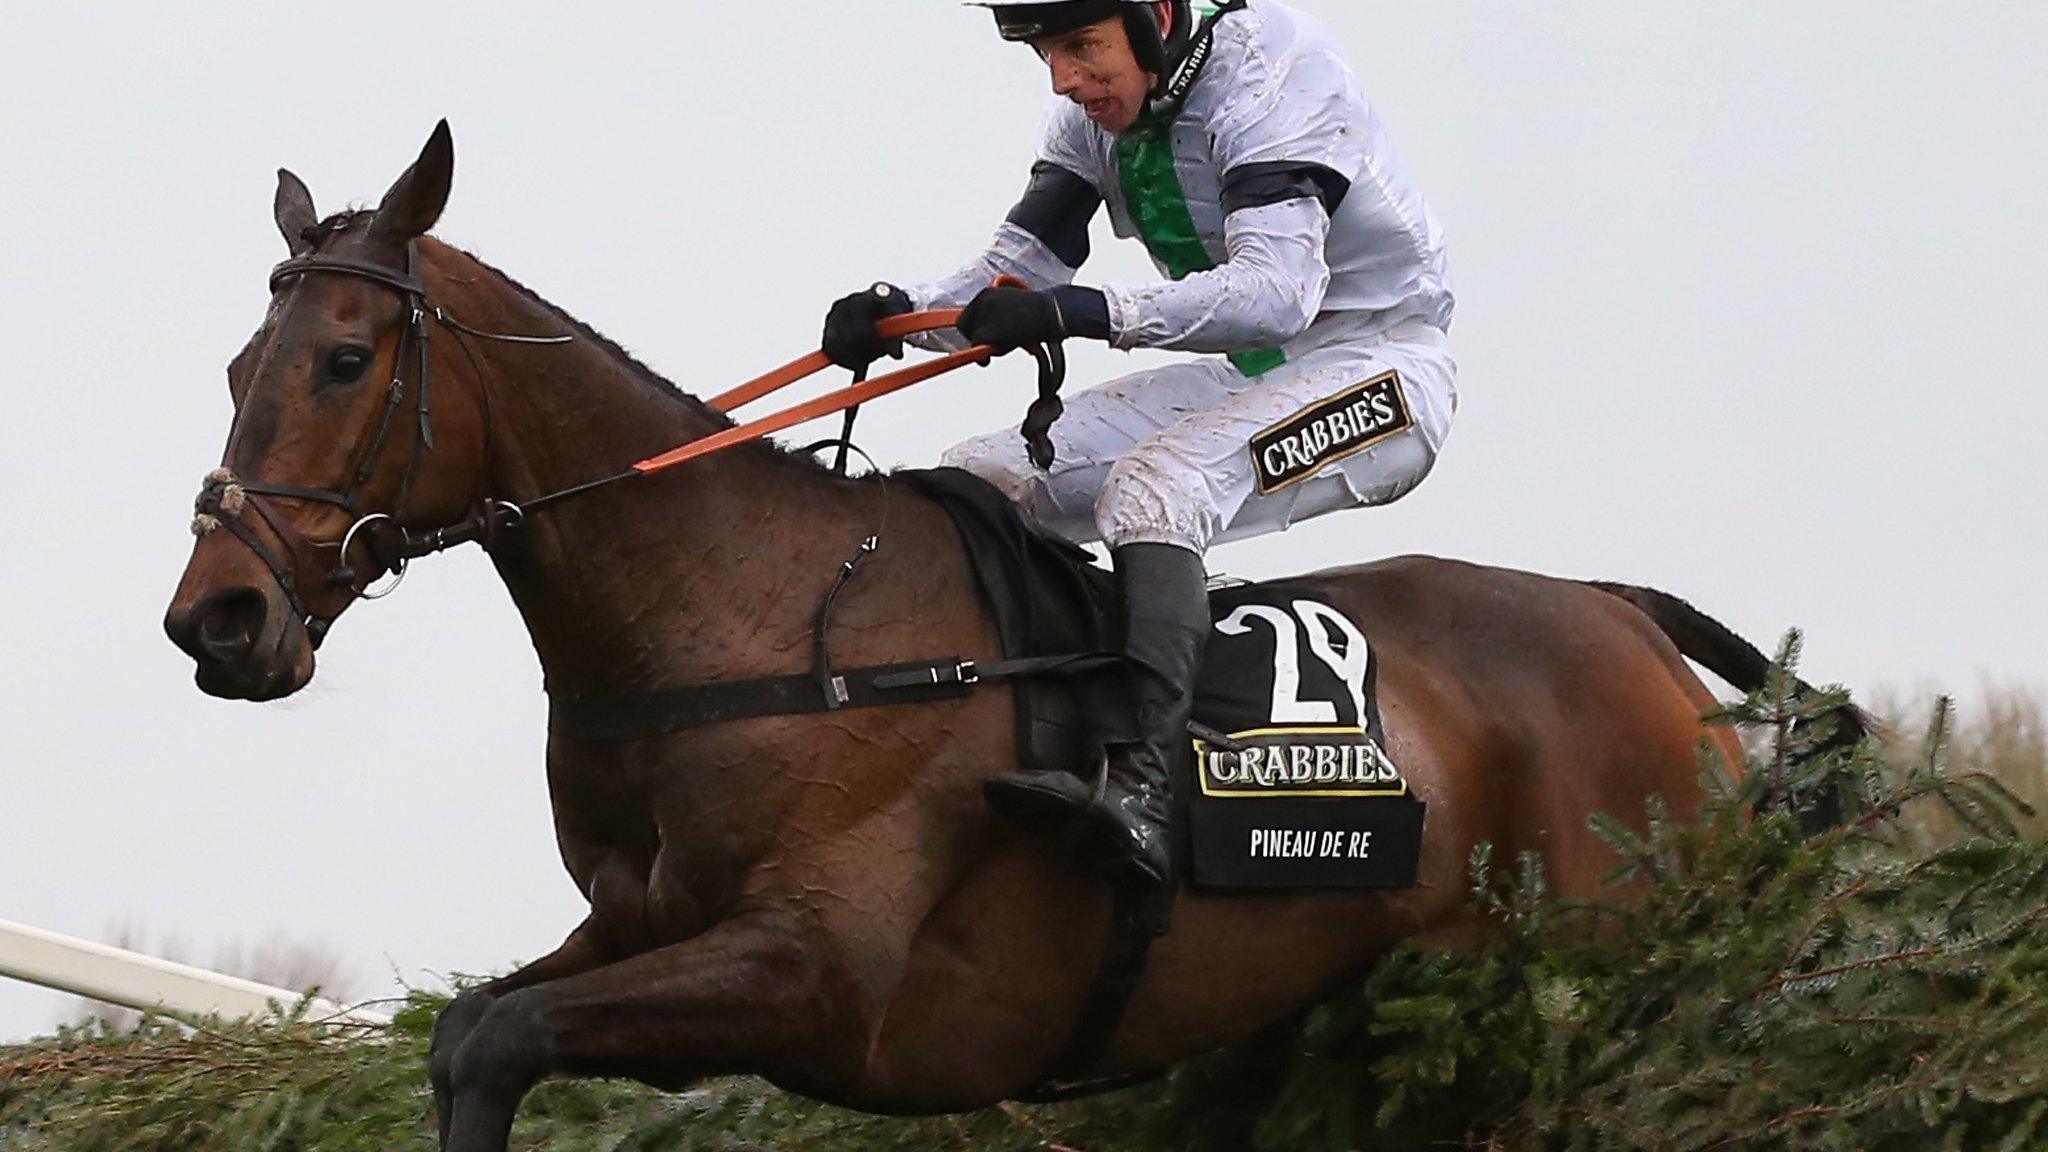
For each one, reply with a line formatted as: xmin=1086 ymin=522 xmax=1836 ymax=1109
xmin=184 ymin=588 xmax=270 ymax=663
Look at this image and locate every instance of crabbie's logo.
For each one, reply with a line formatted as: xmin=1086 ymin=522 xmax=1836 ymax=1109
xmin=1250 ymin=371 xmax=1414 ymax=494
xmin=1186 ymin=596 xmax=1425 ymax=889
xmin=1195 ymin=728 xmax=1407 ymax=798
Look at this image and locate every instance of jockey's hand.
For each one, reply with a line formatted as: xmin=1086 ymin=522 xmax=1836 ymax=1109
xmin=958 ymin=285 xmax=1111 ymax=354
xmin=822 ymin=282 xmax=914 ymax=372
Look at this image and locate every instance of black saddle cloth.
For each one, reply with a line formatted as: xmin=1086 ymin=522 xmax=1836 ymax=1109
xmin=897 ymin=467 xmax=1392 ymax=770
xmin=900 ymin=468 xmax=1419 ymax=893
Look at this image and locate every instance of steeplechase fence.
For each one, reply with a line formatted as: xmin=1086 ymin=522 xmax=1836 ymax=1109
xmin=0 ymin=917 xmax=390 ymax=1027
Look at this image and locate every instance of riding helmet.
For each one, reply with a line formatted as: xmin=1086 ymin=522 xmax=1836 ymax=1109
xmin=967 ymin=0 xmax=1195 ymax=80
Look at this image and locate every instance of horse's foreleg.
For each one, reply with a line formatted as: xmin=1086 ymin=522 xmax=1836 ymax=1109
xmin=439 ymin=905 xmax=865 ymax=1152
xmin=432 ymin=922 xmax=612 ymax=1150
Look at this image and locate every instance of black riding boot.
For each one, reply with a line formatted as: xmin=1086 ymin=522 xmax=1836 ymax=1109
xmin=985 ymin=542 xmax=1210 ymax=889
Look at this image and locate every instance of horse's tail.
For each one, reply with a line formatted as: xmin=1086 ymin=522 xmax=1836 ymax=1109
xmin=1587 ymin=581 xmax=1873 ymax=828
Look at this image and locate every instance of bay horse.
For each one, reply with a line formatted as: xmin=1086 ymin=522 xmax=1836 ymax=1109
xmin=164 ymin=124 xmax=1858 ymax=1152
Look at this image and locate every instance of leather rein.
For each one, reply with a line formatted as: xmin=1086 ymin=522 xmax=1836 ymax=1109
xmin=192 ymin=246 xmax=1064 ymax=649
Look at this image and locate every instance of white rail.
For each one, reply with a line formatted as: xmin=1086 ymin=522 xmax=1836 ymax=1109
xmin=0 ymin=918 xmax=391 ymax=1026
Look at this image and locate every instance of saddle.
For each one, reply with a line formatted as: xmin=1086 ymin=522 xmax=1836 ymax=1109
xmin=898 ymin=468 xmax=1424 ymax=893
xmin=892 ymin=469 xmax=1128 ymax=772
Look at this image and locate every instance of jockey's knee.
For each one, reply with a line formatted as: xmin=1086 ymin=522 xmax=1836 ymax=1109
xmin=1096 ymin=449 xmax=1219 ymax=555
xmin=939 ymin=431 xmax=1038 ymax=505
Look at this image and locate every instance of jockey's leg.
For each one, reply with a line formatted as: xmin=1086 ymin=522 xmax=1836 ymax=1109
xmin=1202 ymin=325 xmax=1457 ymax=546
xmin=958 ymin=360 xmax=1235 ymax=889
xmin=937 ymin=358 xmax=1242 ymax=542
xmin=1092 ymin=540 xmax=1207 ymax=888
xmin=986 ymin=320 xmax=1457 ymax=890
xmin=1096 ymin=324 xmax=1457 ymax=552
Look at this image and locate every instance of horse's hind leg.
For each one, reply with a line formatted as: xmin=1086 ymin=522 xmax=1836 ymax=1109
xmin=438 ymin=906 xmax=866 ymax=1152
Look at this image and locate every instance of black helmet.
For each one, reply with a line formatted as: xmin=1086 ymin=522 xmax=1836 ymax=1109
xmin=968 ymin=1 xmax=1195 ymax=80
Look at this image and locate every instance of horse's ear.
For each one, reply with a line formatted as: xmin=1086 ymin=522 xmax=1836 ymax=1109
xmin=274 ymin=168 xmax=318 ymax=256
xmin=366 ymin=120 xmax=454 ymax=251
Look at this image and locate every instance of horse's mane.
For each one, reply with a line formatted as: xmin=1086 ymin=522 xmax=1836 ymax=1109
xmin=309 ymin=210 xmax=850 ymax=480
xmin=452 ymin=246 xmax=741 ymax=435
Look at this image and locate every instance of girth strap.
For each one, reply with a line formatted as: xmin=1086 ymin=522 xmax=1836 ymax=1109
xmin=548 ymin=660 xmax=970 ymax=741
xmin=546 ymin=652 xmax=1121 ymax=742
xmin=1015 ymin=879 xmax=1177 ymax=1103
xmin=870 ymin=652 xmax=1123 ymax=692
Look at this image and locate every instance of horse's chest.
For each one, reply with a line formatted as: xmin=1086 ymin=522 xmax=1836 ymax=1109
xmin=561 ymin=812 xmax=754 ymax=952
xmin=548 ymin=746 xmax=724 ymax=942
xmin=551 ymin=745 xmax=777 ymax=948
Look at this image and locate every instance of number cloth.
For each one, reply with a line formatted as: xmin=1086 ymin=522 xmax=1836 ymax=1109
xmin=908 ymin=0 xmax=1456 ymax=554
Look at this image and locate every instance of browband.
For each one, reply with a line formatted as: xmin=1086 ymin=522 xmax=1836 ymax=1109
xmin=268 ymin=243 xmax=426 ymax=298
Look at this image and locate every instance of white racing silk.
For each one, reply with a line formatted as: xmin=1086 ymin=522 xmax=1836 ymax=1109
xmin=909 ymin=0 xmax=1458 ymax=554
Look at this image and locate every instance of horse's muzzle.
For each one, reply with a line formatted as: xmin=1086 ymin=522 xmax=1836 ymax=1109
xmin=164 ymin=583 xmax=314 ymax=701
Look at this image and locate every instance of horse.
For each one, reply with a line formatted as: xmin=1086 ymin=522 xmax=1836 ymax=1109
xmin=163 ymin=123 xmax=1861 ymax=1152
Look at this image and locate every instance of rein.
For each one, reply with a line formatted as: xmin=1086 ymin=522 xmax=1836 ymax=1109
xmin=192 ymin=246 xmax=1062 ymax=646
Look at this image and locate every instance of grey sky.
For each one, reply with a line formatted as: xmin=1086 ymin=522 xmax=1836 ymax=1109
xmin=2 ymin=2 xmax=2041 ymax=1037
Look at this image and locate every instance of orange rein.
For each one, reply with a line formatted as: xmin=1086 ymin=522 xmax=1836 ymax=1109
xmin=632 ymin=309 xmax=997 ymax=476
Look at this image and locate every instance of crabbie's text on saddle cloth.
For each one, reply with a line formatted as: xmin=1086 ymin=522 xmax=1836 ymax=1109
xmin=1200 ymin=733 xmax=1406 ymax=794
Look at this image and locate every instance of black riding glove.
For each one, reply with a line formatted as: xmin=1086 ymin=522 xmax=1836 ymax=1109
xmin=957 ymin=284 xmax=1111 ymax=353
xmin=822 ymin=282 xmax=914 ymax=371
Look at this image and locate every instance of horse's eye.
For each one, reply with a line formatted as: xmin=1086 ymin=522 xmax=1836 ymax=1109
xmin=326 ymin=346 xmax=370 ymax=384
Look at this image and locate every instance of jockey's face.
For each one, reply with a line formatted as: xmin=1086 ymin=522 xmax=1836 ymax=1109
xmin=1031 ymin=4 xmax=1171 ymax=135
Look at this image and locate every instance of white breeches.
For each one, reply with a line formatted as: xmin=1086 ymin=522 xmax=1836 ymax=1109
xmin=939 ymin=314 xmax=1458 ymax=555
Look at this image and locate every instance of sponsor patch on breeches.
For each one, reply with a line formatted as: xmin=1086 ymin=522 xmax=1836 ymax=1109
xmin=1248 ymin=370 xmax=1415 ymax=495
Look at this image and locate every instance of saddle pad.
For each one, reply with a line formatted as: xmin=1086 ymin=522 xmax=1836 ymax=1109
xmin=898 ymin=469 xmax=1424 ymax=890
xmin=1186 ymin=585 xmax=1425 ymax=890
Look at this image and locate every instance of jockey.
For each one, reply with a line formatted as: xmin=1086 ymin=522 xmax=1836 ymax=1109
xmin=821 ymin=0 xmax=1455 ymax=890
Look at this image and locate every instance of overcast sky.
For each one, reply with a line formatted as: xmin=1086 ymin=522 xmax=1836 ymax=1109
xmin=2 ymin=2 xmax=2041 ymax=1037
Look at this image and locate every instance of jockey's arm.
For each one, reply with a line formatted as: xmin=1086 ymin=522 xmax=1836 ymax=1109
xmin=1098 ymin=35 xmax=1359 ymax=356
xmin=904 ymin=161 xmax=1102 ymax=353
xmin=1102 ymin=188 xmax=1335 ymax=353
xmin=913 ymin=165 xmax=1338 ymax=358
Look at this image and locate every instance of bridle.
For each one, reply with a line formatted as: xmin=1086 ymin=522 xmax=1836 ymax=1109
xmin=192 ymin=241 xmax=571 ymax=648
xmin=192 ymin=243 xmax=1065 ymax=651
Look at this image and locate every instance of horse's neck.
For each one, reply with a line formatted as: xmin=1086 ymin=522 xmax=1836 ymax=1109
xmin=431 ymin=244 xmax=877 ymax=699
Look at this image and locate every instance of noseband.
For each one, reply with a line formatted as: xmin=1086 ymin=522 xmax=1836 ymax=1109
xmin=192 ymin=241 xmax=569 ymax=648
